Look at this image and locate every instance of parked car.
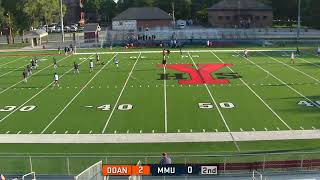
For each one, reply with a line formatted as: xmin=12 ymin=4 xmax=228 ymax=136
xmin=64 ymin=26 xmax=71 ymax=32
xmin=54 ymin=26 xmax=62 ymax=33
xmin=78 ymin=26 xmax=84 ymax=32
xmin=70 ymin=25 xmax=78 ymax=32
xmin=48 ymin=24 xmax=57 ymax=33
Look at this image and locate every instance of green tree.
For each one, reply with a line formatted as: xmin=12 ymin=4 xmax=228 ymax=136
xmin=1 ymin=0 xmax=28 ymax=44
xmin=100 ymin=0 xmax=117 ymax=23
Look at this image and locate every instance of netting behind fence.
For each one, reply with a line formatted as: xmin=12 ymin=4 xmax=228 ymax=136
xmin=74 ymin=161 xmax=104 ymax=180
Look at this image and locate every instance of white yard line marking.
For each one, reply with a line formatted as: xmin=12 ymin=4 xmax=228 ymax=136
xmin=212 ymin=52 xmax=292 ymax=130
xmin=298 ymin=57 xmax=320 ymax=68
xmin=163 ymin=64 xmax=168 ymax=133
xmin=304 ymin=51 xmax=320 ymax=58
xmin=76 ymin=49 xmax=293 ymax=55
xmin=261 ymin=52 xmax=320 ymax=83
xmin=243 ymin=56 xmax=320 ymax=109
xmin=0 ymin=61 xmax=31 ymax=78
xmin=188 ymin=52 xmax=240 ymax=152
xmin=0 ymin=56 xmax=25 ymax=67
xmin=0 ymin=56 xmax=91 ymax=124
xmin=41 ymin=54 xmax=117 ymax=134
xmin=4 ymin=130 xmax=320 ymax=143
xmin=101 ymin=53 xmax=142 ymax=134
xmin=0 ymin=55 xmax=71 ymax=95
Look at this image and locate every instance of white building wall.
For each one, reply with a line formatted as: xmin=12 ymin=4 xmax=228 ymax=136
xmin=112 ymin=20 xmax=137 ymax=31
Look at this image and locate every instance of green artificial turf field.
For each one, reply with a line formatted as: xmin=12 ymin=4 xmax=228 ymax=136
xmin=0 ymin=47 xmax=319 ymax=174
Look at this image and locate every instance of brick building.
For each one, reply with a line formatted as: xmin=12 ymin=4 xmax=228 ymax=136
xmin=208 ymin=0 xmax=273 ymax=28
xmin=112 ymin=7 xmax=172 ymax=31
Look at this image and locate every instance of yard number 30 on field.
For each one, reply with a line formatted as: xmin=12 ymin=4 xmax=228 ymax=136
xmin=0 ymin=105 xmax=36 ymax=112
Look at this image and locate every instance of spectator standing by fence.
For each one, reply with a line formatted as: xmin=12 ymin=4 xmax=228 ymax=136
xmin=160 ymin=153 xmax=172 ymax=165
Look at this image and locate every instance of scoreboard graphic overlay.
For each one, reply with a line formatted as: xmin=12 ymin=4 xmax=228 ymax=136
xmin=102 ymin=164 xmax=218 ymax=176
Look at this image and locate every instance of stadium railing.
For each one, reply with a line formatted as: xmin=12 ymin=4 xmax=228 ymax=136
xmin=0 ymin=151 xmax=320 ymax=176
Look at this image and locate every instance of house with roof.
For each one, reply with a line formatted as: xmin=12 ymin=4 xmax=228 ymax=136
xmin=84 ymin=23 xmax=100 ymax=43
xmin=208 ymin=0 xmax=273 ymax=28
xmin=112 ymin=7 xmax=172 ymax=31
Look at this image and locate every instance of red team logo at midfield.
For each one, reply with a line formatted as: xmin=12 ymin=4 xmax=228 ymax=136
xmin=160 ymin=64 xmax=234 ymax=85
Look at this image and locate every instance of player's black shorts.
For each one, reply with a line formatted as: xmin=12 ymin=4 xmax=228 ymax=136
xmin=162 ymin=60 xmax=166 ymax=65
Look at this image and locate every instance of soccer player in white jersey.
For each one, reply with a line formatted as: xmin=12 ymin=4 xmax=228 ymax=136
xmin=290 ymin=52 xmax=295 ymax=64
xmin=89 ymin=59 xmax=94 ymax=72
xmin=53 ymin=73 xmax=59 ymax=88
xmin=317 ymin=47 xmax=320 ymax=56
xmin=114 ymin=55 xmax=119 ymax=68
xmin=244 ymin=48 xmax=248 ymax=58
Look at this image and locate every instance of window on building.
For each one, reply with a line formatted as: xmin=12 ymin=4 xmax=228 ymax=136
xmin=119 ymin=22 xmax=123 ymax=25
xmin=263 ymin=16 xmax=268 ymax=20
xmin=218 ymin=16 xmax=223 ymax=20
xmin=226 ymin=16 xmax=230 ymax=20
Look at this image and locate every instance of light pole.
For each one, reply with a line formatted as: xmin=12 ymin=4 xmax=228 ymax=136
xmin=296 ymin=0 xmax=301 ymax=50
xmin=60 ymin=0 xmax=65 ymax=43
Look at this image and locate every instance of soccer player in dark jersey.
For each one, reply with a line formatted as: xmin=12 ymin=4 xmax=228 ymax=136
xmin=31 ymin=58 xmax=36 ymax=69
xmin=296 ymin=47 xmax=301 ymax=55
xmin=166 ymin=49 xmax=171 ymax=59
xmin=64 ymin=46 xmax=68 ymax=55
xmin=53 ymin=57 xmax=58 ymax=69
xmin=34 ymin=57 xmax=38 ymax=69
xmin=162 ymin=52 xmax=167 ymax=65
xmin=27 ymin=65 xmax=32 ymax=76
xmin=73 ymin=62 xmax=79 ymax=74
xmin=23 ymin=70 xmax=28 ymax=83
xmin=96 ymin=53 xmax=100 ymax=65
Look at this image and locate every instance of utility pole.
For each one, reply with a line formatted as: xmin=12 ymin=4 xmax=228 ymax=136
xmin=172 ymin=2 xmax=176 ymax=29
xmin=60 ymin=0 xmax=65 ymax=43
xmin=296 ymin=0 xmax=301 ymax=50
